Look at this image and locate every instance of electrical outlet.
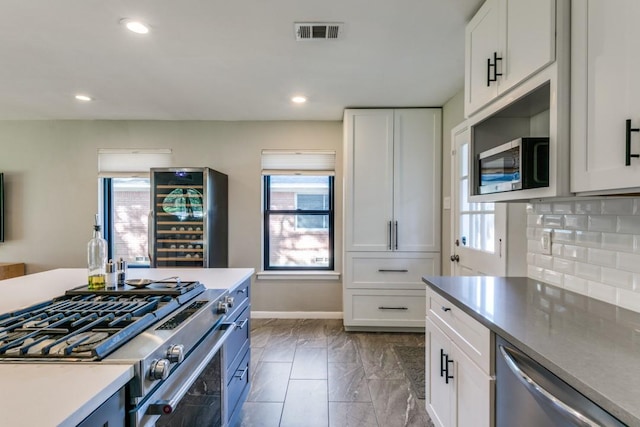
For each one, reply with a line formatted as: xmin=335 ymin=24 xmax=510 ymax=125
xmin=540 ymin=231 xmax=552 ymax=255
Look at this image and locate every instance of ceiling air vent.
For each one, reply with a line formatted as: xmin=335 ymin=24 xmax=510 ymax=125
xmin=294 ymin=22 xmax=343 ymax=41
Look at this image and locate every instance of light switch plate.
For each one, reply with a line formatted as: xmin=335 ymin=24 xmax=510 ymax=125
xmin=541 ymin=231 xmax=552 ymax=255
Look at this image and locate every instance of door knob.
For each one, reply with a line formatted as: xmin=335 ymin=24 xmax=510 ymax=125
xmin=450 ymin=255 xmax=460 ymax=262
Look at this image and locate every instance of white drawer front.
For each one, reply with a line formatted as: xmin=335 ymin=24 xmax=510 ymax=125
xmin=427 ymin=287 xmax=492 ymax=374
xmin=348 ymin=292 xmax=425 ymax=327
xmin=346 ymin=253 xmax=439 ymax=289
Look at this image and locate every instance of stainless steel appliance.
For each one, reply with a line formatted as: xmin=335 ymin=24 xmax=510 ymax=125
xmin=477 ymin=137 xmax=549 ymax=194
xmin=150 ymin=167 xmax=228 ymax=268
xmin=496 ymin=336 xmax=625 ymax=426
xmin=0 ymin=279 xmax=250 ymax=426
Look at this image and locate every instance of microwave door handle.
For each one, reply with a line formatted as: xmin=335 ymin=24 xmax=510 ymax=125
xmin=532 ymin=142 xmax=545 ymax=183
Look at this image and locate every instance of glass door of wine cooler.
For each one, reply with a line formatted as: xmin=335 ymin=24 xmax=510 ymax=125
xmin=151 ymin=168 xmax=207 ymax=268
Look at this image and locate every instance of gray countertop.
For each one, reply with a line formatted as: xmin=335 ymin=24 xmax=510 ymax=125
xmin=423 ymin=276 xmax=640 ymax=427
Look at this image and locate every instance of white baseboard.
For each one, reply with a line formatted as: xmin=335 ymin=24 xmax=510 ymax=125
xmin=251 ymin=311 xmax=343 ymax=319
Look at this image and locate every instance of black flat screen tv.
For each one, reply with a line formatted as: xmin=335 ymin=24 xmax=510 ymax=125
xmin=0 ymin=173 xmax=4 ymax=242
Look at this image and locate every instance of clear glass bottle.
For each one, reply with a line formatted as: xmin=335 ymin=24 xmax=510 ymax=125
xmin=88 ymin=216 xmax=107 ymax=290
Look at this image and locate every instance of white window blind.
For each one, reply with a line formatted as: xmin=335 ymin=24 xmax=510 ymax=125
xmin=98 ymin=148 xmax=172 ymax=178
xmin=261 ymin=150 xmax=336 ymax=175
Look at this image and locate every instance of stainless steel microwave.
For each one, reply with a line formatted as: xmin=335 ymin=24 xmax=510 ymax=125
xmin=477 ymin=137 xmax=549 ymax=195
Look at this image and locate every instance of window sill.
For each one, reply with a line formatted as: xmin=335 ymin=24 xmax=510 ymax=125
xmin=256 ymin=271 xmax=341 ymax=281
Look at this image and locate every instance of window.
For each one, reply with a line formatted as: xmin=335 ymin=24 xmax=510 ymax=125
xmin=97 ymin=148 xmax=172 ymax=267
xmin=103 ymin=178 xmax=151 ymax=267
xmin=263 ymin=175 xmax=334 ymax=270
xmin=261 ymin=150 xmax=336 ymax=271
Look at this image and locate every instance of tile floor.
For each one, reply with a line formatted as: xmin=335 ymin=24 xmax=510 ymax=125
xmin=238 ymin=319 xmax=434 ymax=427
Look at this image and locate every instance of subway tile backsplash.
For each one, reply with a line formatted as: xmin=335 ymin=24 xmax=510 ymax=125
xmin=528 ymin=199 xmax=640 ymax=312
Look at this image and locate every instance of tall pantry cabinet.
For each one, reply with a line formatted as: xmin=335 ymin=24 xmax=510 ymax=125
xmin=343 ymin=109 xmax=441 ymax=330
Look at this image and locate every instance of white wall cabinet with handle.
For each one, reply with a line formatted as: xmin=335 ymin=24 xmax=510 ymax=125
xmin=343 ymin=108 xmax=441 ymax=330
xmin=571 ymin=0 xmax=640 ymax=194
xmin=465 ymin=0 xmax=556 ymax=117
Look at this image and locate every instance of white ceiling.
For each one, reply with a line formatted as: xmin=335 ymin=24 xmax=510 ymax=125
xmin=0 ymin=0 xmax=483 ymax=121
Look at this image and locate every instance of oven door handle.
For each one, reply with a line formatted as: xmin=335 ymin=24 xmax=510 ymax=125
xmin=499 ymin=345 xmax=601 ymax=427
xmin=145 ymin=323 xmax=236 ymax=417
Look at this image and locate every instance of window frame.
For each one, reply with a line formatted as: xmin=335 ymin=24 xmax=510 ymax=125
xmin=101 ymin=177 xmax=151 ymax=268
xmin=263 ymin=175 xmax=335 ymax=271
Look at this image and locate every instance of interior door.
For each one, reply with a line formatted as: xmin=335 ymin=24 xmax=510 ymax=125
xmin=451 ymin=123 xmax=506 ymax=276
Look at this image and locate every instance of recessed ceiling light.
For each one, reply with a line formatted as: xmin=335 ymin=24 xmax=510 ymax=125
xmin=292 ymin=96 xmax=307 ymax=104
xmin=75 ymin=94 xmax=92 ymax=102
xmin=120 ymin=18 xmax=150 ymax=34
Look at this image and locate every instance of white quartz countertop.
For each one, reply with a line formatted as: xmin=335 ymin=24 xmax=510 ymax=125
xmin=0 ymin=363 xmax=134 ymax=427
xmin=0 ymin=267 xmax=254 ymax=426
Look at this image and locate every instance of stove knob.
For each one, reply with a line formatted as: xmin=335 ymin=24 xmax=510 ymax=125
xmin=217 ymin=301 xmax=229 ymax=314
xmin=166 ymin=344 xmax=184 ymax=364
xmin=149 ymin=359 xmax=170 ymax=381
xmin=225 ymin=296 xmax=235 ymax=307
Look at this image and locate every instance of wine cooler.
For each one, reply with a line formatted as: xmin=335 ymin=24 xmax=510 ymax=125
xmin=149 ymin=167 xmax=228 ymax=268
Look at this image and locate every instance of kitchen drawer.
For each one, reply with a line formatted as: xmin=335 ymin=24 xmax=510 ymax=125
xmin=427 ymin=287 xmax=492 ymax=374
xmin=227 ymin=278 xmax=250 ymax=320
xmin=345 ymin=252 xmax=439 ymax=290
xmin=346 ymin=290 xmax=425 ymax=327
xmin=226 ymin=348 xmax=250 ymax=421
xmin=224 ymin=303 xmax=250 ymax=372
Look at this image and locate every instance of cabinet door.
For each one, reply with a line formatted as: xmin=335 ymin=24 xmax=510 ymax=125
xmin=499 ymin=0 xmax=555 ymax=94
xmin=465 ymin=0 xmax=500 ymax=117
xmin=344 ymin=109 xmax=394 ymax=251
xmin=393 ymin=109 xmax=441 ymax=252
xmin=425 ymin=318 xmax=454 ymax=427
xmin=572 ymin=0 xmax=640 ymax=193
xmin=452 ymin=341 xmax=493 ymax=427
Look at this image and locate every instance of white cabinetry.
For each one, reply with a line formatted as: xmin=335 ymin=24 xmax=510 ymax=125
xmin=465 ymin=0 xmax=556 ymax=117
xmin=343 ymin=109 xmax=441 ymax=330
xmin=425 ymin=287 xmax=493 ymax=427
xmin=571 ymin=0 xmax=640 ymax=194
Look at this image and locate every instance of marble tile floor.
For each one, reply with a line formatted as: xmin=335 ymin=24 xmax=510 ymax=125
xmin=239 ymin=319 xmax=435 ymax=427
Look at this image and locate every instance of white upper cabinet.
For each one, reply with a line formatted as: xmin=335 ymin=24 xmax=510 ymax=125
xmin=344 ymin=109 xmax=441 ymax=252
xmin=465 ymin=0 xmax=556 ymax=117
xmin=571 ymin=0 xmax=640 ymax=194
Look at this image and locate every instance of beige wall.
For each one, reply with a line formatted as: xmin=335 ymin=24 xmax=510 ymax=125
xmin=0 ymin=103 xmax=463 ymax=311
xmin=440 ymin=91 xmax=465 ymax=276
xmin=0 ymin=120 xmax=342 ymax=312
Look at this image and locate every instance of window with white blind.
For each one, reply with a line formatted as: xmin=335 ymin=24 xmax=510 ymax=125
xmin=98 ymin=149 xmax=172 ymax=266
xmin=262 ymin=150 xmax=335 ymax=270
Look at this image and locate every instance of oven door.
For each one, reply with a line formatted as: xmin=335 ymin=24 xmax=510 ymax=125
xmin=131 ymin=323 xmax=235 ymax=427
xmin=478 ymin=140 xmax=522 ymax=194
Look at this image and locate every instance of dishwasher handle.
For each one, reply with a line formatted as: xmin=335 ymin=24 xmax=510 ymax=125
xmin=499 ymin=345 xmax=600 ymax=427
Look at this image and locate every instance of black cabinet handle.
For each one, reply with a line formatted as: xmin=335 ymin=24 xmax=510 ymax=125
xmin=234 ymin=366 xmax=249 ymax=380
xmin=394 ymin=221 xmax=398 ymax=250
xmin=441 ymin=306 xmax=451 ymax=312
xmin=449 ymin=254 xmax=459 ymax=262
xmin=440 ymin=348 xmax=446 ymax=378
xmin=377 ymin=269 xmax=409 ymax=273
xmin=378 ymin=306 xmax=408 ymax=310
xmin=626 ymin=119 xmax=640 ymax=166
xmin=388 ymin=221 xmax=392 ymax=250
xmin=487 ymin=51 xmax=503 ymax=86
xmin=445 ymin=355 xmax=454 ymax=384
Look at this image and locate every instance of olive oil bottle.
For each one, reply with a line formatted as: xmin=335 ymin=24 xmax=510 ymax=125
xmin=87 ymin=215 xmax=107 ymax=290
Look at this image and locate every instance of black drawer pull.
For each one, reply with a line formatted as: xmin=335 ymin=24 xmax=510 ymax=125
xmin=236 ymin=319 xmax=249 ymax=329
xmin=377 ymin=269 xmax=409 ymax=273
xmin=237 ymin=288 xmax=246 ymax=294
xmin=441 ymin=306 xmax=451 ymax=312
xmin=234 ymin=366 xmax=249 ymax=380
xmin=378 ymin=306 xmax=408 ymax=310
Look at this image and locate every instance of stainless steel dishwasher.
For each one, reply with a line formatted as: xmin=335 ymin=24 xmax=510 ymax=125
xmin=495 ymin=336 xmax=625 ymax=427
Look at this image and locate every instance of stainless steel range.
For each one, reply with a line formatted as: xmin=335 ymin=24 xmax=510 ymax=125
xmin=0 ymin=278 xmax=251 ymax=427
